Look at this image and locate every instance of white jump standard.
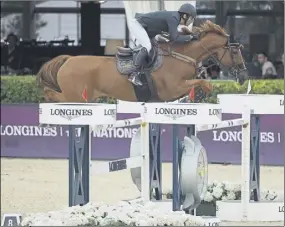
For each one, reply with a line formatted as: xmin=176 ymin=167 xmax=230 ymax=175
xmin=142 ymin=102 xmax=222 ymax=212
xmin=39 ymin=103 xmax=151 ymax=206
xmin=216 ymin=94 xmax=284 ymax=222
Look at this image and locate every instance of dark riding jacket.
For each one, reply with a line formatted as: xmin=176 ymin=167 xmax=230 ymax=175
xmin=135 ymin=11 xmax=192 ymax=42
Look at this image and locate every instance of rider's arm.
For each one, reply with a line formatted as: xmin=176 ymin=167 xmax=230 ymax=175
xmin=167 ymin=16 xmax=192 ymax=42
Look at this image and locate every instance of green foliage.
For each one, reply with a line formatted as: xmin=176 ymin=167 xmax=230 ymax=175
xmin=0 ymin=76 xmax=284 ymax=104
xmin=1 ymin=76 xmax=44 ymax=103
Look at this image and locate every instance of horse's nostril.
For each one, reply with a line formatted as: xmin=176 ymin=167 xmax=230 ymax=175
xmin=237 ymin=76 xmax=245 ymax=85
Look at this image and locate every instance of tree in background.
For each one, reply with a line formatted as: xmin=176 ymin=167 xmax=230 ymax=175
xmin=1 ymin=1 xmax=47 ymax=38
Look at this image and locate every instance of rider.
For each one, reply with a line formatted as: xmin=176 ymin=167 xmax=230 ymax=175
xmin=127 ymin=3 xmax=197 ymax=85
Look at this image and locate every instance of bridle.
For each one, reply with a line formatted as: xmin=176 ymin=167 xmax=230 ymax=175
xmin=199 ymin=37 xmax=247 ymax=78
xmin=158 ymin=35 xmax=247 ymax=80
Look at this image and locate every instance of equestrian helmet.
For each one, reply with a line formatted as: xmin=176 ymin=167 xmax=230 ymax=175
xmin=178 ymin=3 xmax=197 ymax=18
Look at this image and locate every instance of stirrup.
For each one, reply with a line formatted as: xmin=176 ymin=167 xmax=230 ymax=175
xmin=128 ymin=74 xmax=143 ymax=86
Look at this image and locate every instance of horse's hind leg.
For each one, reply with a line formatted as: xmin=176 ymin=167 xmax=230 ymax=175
xmin=39 ymin=88 xmax=66 ymax=128
xmin=43 ymin=87 xmax=66 ymax=102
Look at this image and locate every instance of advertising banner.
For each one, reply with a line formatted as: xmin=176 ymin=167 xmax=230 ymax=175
xmin=1 ymin=104 xmax=284 ymax=165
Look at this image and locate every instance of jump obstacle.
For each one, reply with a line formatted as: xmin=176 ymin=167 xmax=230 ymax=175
xmin=215 ymin=94 xmax=284 ymax=222
xmin=39 ymin=94 xmax=284 ymax=222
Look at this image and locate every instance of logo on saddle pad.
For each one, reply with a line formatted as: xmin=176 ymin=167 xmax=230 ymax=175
xmin=50 ymin=108 xmax=93 ymax=121
xmin=155 ymin=107 xmax=197 ymax=120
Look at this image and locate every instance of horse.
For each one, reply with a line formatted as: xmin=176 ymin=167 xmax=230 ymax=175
xmin=37 ymin=20 xmax=246 ymax=103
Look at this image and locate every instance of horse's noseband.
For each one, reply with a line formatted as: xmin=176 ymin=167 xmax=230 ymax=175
xmin=225 ymin=43 xmax=247 ymax=77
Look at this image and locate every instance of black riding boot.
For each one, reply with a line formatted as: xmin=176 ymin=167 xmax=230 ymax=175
xmin=130 ymin=47 xmax=149 ymax=86
xmin=133 ymin=47 xmax=148 ymax=68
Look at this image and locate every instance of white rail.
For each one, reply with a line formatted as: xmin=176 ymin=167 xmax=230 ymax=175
xmin=196 ymin=118 xmax=248 ymax=132
xmin=91 ymin=117 xmax=142 ymax=131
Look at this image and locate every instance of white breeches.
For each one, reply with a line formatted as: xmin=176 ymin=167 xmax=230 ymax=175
xmin=128 ymin=19 xmax=152 ymax=53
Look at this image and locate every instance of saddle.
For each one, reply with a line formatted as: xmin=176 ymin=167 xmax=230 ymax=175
xmin=115 ymin=41 xmax=163 ymax=75
xmin=115 ymin=42 xmax=163 ymax=102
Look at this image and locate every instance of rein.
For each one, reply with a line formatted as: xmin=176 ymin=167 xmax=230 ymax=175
xmin=158 ymin=41 xmax=197 ymax=66
xmin=156 ymin=39 xmax=198 ymax=76
xmin=157 ymin=35 xmax=245 ymax=78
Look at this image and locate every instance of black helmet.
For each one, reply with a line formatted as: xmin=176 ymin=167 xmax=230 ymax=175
xmin=178 ymin=3 xmax=197 ymax=18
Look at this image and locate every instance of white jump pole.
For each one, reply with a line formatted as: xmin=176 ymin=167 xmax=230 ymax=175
xmin=241 ymin=105 xmax=251 ymax=221
xmin=196 ymin=118 xmax=247 ymax=132
xmin=140 ymin=108 xmax=150 ymax=201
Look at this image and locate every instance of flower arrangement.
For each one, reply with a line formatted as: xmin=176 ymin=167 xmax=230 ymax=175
xmin=203 ymin=181 xmax=282 ymax=205
xmin=203 ymin=181 xmax=241 ymax=204
xmin=21 ymin=182 xmax=283 ymax=225
xmin=161 ymin=181 xmax=283 ymax=206
xmin=21 ymin=201 xmax=208 ymax=226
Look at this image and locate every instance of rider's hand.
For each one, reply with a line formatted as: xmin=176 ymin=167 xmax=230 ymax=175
xmin=178 ymin=25 xmax=194 ymax=35
xmin=190 ymin=34 xmax=199 ymax=41
xmin=155 ymin=34 xmax=169 ymax=43
xmin=161 ymin=32 xmax=170 ymax=38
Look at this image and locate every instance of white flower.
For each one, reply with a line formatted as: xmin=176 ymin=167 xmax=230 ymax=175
xmin=232 ymin=183 xmax=241 ymax=192
xmin=216 ymin=182 xmax=225 ymax=189
xmin=226 ymin=191 xmax=236 ymax=200
xmin=136 ymin=219 xmax=150 ymax=226
xmin=163 ymin=188 xmax=173 ymax=199
xmin=155 ymin=215 xmax=168 ymax=226
xmin=222 ymin=181 xmax=230 ymax=187
xmin=203 ymin=191 xmax=214 ymax=202
xmin=212 ymin=186 xmax=223 ymax=199
xmin=99 ymin=216 xmax=117 ymax=226
xmin=167 ymin=214 xmax=181 ymax=226
xmin=224 ymin=182 xmax=235 ymax=191
xmin=184 ymin=215 xmax=205 ymax=226
xmin=221 ymin=196 xmax=228 ymax=201
xmin=265 ymin=190 xmax=277 ymax=200
xmin=276 ymin=191 xmax=284 ymax=201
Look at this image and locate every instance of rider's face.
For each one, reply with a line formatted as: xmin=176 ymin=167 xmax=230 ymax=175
xmin=180 ymin=14 xmax=190 ymax=25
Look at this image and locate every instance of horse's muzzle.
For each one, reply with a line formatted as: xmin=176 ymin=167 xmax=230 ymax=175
xmin=229 ymin=63 xmax=247 ymax=85
xmin=235 ymin=69 xmax=248 ymax=85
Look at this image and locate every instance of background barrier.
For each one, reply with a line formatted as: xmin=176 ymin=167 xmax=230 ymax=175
xmin=1 ymin=104 xmax=284 ymax=166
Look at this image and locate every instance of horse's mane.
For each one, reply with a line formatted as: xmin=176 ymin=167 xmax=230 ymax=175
xmin=194 ymin=20 xmax=229 ymax=38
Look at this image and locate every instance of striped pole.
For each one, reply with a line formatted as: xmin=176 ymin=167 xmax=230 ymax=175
xmin=90 ymin=117 xmax=142 ymax=132
xmin=196 ymin=118 xmax=248 ymax=132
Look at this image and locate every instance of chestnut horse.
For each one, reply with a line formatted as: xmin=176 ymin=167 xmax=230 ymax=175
xmin=37 ymin=20 xmax=246 ymax=103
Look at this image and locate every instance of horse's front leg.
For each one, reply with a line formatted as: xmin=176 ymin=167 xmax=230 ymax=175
xmin=183 ymin=79 xmax=213 ymax=95
xmin=200 ymin=80 xmax=213 ymax=94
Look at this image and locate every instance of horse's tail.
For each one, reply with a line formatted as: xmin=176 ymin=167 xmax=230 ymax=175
xmin=36 ymin=55 xmax=70 ymax=93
